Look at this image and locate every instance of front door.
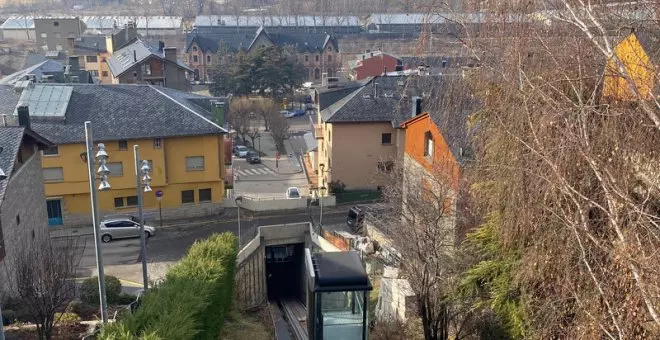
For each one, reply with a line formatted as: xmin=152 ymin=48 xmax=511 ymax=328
xmin=46 ymin=199 xmax=63 ymax=226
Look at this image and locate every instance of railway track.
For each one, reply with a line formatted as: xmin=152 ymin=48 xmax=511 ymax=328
xmin=280 ymin=298 xmax=308 ymax=340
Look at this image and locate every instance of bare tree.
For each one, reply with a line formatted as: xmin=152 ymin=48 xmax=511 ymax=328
xmin=450 ymin=1 xmax=660 ymax=338
xmin=377 ymin=156 xmax=473 ymax=340
xmin=268 ymin=110 xmax=290 ymax=153
xmin=246 ymin=122 xmax=261 ymax=151
xmin=254 ymin=98 xmax=277 ymax=131
xmin=2 ymin=235 xmax=82 ymax=340
xmin=229 ymin=97 xmax=253 ymax=145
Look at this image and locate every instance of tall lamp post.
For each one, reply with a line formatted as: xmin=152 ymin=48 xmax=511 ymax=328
xmin=84 ymin=121 xmax=111 ymax=324
xmin=235 ymin=196 xmax=243 ymax=247
xmin=318 ymin=163 xmax=328 ymax=228
xmin=134 ymin=145 xmax=152 ymax=291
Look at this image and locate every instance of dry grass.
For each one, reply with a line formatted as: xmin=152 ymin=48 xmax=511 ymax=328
xmin=219 ymin=306 xmax=274 ymax=340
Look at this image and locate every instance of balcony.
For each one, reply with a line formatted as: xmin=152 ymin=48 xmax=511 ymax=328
xmin=314 ymin=124 xmax=324 ymax=139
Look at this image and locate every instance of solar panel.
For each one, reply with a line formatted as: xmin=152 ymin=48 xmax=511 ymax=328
xmin=15 ymin=85 xmax=72 ymax=118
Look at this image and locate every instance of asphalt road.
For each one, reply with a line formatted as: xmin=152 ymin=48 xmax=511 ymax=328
xmin=147 ymin=208 xmax=348 ymax=263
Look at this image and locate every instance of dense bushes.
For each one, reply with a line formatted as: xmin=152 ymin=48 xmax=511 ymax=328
xmin=99 ymin=232 xmax=238 ymax=340
xmin=80 ymin=275 xmax=122 ymax=305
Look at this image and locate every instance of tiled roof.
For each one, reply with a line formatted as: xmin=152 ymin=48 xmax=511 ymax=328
xmin=73 ymin=35 xmax=108 ymax=54
xmin=0 ymin=16 xmax=34 ymax=29
xmin=316 ymin=81 xmax=366 ymax=111
xmin=0 ymin=86 xmax=21 ymax=116
xmin=0 ymin=84 xmax=227 ymax=145
xmin=0 ymin=60 xmax=94 ymax=85
xmin=185 ymin=28 xmax=336 ymax=54
xmin=81 ymin=16 xmax=182 ymax=30
xmin=107 ymin=39 xmax=190 ymax=77
xmin=321 ymin=76 xmax=430 ymax=125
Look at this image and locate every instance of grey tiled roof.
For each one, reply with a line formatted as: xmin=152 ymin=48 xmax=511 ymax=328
xmin=0 ymin=60 xmax=94 ymax=85
xmin=185 ymin=27 xmax=336 ymax=54
xmin=0 ymin=86 xmax=21 ymax=116
xmin=73 ymin=35 xmax=108 ymax=54
xmin=316 ymin=81 xmax=367 ymax=111
xmin=0 ymin=127 xmax=24 ymax=205
xmin=107 ymin=39 xmax=191 ymax=77
xmin=322 ymin=76 xmax=431 ymax=125
xmin=0 ymin=84 xmax=227 ymax=145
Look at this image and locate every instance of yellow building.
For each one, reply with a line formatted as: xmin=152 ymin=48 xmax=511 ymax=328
xmin=7 ymin=83 xmax=228 ymax=227
xmin=603 ymin=29 xmax=658 ymax=101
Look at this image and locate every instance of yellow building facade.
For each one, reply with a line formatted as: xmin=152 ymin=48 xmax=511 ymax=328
xmin=41 ymin=135 xmax=225 ymax=226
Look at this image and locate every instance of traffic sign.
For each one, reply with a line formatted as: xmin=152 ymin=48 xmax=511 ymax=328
xmin=155 ymin=190 xmax=164 ymax=201
xmin=276 ymin=152 xmax=280 ymax=160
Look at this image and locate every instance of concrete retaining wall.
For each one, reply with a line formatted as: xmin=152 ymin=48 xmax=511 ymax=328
xmin=238 ymin=195 xmax=336 ymax=212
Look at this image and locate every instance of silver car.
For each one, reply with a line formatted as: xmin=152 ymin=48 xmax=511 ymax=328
xmin=99 ymin=215 xmax=156 ymax=243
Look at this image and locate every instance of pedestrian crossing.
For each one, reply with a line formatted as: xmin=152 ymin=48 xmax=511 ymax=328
xmin=235 ymin=166 xmax=277 ymax=177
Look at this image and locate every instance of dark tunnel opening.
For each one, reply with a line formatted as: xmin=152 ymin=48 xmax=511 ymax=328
xmin=265 ymin=243 xmax=305 ymax=302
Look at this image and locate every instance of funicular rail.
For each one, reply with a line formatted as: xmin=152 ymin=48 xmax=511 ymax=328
xmin=280 ymin=298 xmax=308 ymax=340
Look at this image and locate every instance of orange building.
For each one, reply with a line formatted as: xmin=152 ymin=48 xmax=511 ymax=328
xmin=399 ymin=75 xmax=473 ymax=242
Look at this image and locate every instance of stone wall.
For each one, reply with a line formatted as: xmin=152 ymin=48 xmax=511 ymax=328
xmin=60 ymin=201 xmax=225 ymax=228
xmin=0 ymin=151 xmax=50 ymax=295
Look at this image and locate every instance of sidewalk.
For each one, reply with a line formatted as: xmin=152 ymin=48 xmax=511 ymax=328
xmin=256 ymin=131 xmax=303 ymax=175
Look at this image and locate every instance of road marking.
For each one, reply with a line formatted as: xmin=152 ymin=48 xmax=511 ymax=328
xmin=72 ymin=277 xmax=144 ymax=288
xmin=256 ymin=168 xmax=269 ymax=174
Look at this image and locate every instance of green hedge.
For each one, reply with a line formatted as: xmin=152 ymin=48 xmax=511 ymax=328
xmin=99 ymin=232 xmax=238 ymax=340
xmin=80 ymin=275 xmax=122 ymax=305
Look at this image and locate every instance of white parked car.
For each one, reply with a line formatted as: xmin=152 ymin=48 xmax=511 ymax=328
xmin=99 ymin=215 xmax=155 ymax=243
xmin=233 ymin=145 xmax=249 ymax=157
xmin=286 ymin=187 xmax=301 ymax=199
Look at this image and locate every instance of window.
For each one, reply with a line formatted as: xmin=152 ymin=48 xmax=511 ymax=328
xmin=153 ymin=138 xmax=162 ymax=149
xmin=199 ymin=188 xmax=212 ymax=202
xmin=193 ymin=55 xmax=198 ymax=63
xmin=118 ymin=140 xmax=128 ymax=150
xmin=181 ymin=190 xmax=195 ymax=204
xmin=16 ymin=215 xmax=20 ymax=225
xmin=378 ymin=161 xmax=394 ymax=173
xmin=126 ymin=196 xmax=138 ymax=206
xmin=89 ymin=70 xmax=99 ymax=77
xmin=114 ymin=197 xmax=124 ymax=208
xmin=315 ymin=55 xmax=319 ymax=62
xmin=43 ymin=167 xmax=64 ymax=182
xmin=53 ymin=21 xmax=59 ymax=27
xmin=424 ymin=131 xmax=434 ymax=159
xmin=206 ymin=55 xmax=211 ymax=63
xmin=192 ymin=46 xmax=198 ymax=52
xmin=102 ymin=71 xmax=109 ymax=77
xmin=328 ymin=46 xmax=333 ymax=52
xmin=142 ymin=64 xmax=152 ymax=75
xmin=42 ymin=146 xmax=59 ymax=156
xmin=86 ymin=56 xmax=98 ymax=63
xmin=56 ymin=45 xmax=63 ymax=51
xmin=101 ymin=57 xmax=107 ymax=62
xmin=186 ymin=156 xmax=205 ymax=171
xmin=381 ymin=133 xmax=392 ymax=145
xmin=40 ymin=33 xmax=47 ymax=38
xmin=107 ymin=162 xmax=124 ymax=177
xmin=327 ymin=55 xmax=332 ymax=62
xmin=305 ymin=55 xmax=308 ymax=62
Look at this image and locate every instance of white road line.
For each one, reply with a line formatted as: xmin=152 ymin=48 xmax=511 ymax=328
xmin=247 ymin=169 xmax=261 ymax=175
xmin=255 ymin=168 xmax=270 ymax=175
xmin=263 ymin=167 xmax=276 ymax=174
xmin=237 ymin=170 xmax=250 ymax=176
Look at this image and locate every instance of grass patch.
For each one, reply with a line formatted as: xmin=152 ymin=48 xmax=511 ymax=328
xmin=219 ymin=307 xmax=273 ymax=340
xmin=369 ymin=277 xmax=381 ymax=321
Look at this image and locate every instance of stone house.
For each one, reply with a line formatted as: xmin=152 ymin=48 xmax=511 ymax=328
xmin=185 ymin=27 xmax=340 ymax=82
xmin=0 ymin=110 xmax=53 ymax=294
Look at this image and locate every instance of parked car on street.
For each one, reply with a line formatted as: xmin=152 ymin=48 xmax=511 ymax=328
xmin=233 ymin=145 xmax=249 ymax=157
xmin=286 ymin=187 xmax=301 ymax=199
xmin=246 ymin=151 xmax=261 ymax=164
xmin=99 ymin=216 xmax=156 ymax=243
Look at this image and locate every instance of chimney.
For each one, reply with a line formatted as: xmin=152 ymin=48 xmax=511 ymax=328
xmin=133 ymin=49 xmax=137 ymax=62
xmin=68 ymin=56 xmax=80 ymax=71
xmin=66 ymin=36 xmax=75 ymax=56
xmin=158 ymin=41 xmax=165 ymax=53
xmin=164 ymin=47 xmax=177 ymax=62
xmin=411 ymin=96 xmax=422 ymax=118
xmin=17 ymin=105 xmax=30 ymax=128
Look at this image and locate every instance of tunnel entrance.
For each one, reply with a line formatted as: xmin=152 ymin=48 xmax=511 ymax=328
xmin=265 ymin=243 xmax=305 ymax=301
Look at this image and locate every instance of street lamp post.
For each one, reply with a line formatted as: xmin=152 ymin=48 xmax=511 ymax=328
xmin=235 ymin=196 xmax=243 ymax=247
xmin=320 ymin=185 xmax=327 ymax=228
xmin=258 ymin=134 xmax=261 ymax=155
xmin=84 ymin=121 xmax=111 ymax=324
xmin=134 ymin=145 xmax=152 ymax=291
